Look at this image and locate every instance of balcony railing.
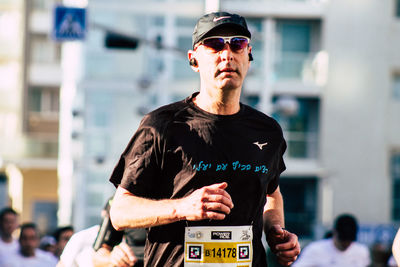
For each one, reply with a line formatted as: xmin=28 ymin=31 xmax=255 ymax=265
xmin=284 ymin=131 xmax=318 ymax=159
xmin=273 ymin=51 xmax=328 ymax=86
xmin=227 ymin=0 xmax=326 ymax=2
xmin=27 ymin=111 xmax=59 ymax=135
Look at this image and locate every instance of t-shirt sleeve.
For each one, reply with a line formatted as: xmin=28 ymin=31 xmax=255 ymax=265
xmin=266 ymin=139 xmax=287 ymax=195
xmin=109 ymin=123 xmax=162 ymax=197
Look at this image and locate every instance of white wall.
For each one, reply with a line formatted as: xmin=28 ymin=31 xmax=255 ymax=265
xmin=322 ymin=0 xmax=399 ymax=223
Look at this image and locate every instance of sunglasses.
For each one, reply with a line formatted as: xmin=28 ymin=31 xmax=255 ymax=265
xmin=199 ymin=36 xmax=250 ymax=52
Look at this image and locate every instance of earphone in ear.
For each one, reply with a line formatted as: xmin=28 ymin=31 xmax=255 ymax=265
xmin=189 ymin=58 xmax=198 ymax=67
xmin=249 ymin=53 xmax=253 ymax=61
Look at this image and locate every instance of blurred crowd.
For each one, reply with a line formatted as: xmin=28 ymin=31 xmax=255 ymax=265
xmin=0 ymin=207 xmax=67 ymax=266
xmin=0 ymin=202 xmax=145 ymax=267
xmin=0 ymin=205 xmax=399 ymax=267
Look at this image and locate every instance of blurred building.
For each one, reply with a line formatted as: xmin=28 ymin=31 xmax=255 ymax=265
xmin=58 ymin=0 xmax=400 ymax=242
xmin=0 ymin=0 xmax=60 ymax=234
xmin=0 ymin=0 xmax=395 ymax=243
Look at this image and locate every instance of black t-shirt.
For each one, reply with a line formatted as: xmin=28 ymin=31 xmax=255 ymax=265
xmin=110 ymin=92 xmax=286 ymax=267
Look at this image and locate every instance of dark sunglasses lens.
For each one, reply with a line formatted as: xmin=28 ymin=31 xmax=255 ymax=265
xmin=230 ymin=38 xmax=248 ymax=51
xmin=203 ymin=38 xmax=225 ymax=51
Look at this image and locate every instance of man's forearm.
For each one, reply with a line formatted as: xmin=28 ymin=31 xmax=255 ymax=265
xmin=263 ymin=186 xmax=285 ymax=234
xmin=111 ymin=182 xmax=234 ymax=230
xmin=110 ymin=186 xmax=184 ymax=230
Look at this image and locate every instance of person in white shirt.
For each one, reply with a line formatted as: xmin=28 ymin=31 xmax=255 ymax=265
xmin=57 ymin=197 xmax=138 ymax=267
xmin=2 ymin=222 xmax=57 ymax=267
xmin=391 ymin=227 xmax=400 ymax=267
xmin=57 ymin=225 xmax=99 ymax=267
xmin=0 ymin=207 xmax=19 ymax=265
xmin=53 ymin=226 xmax=74 ymax=259
xmin=293 ymin=214 xmax=371 ymax=267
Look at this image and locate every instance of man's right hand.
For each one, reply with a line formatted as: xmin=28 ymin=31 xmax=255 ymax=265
xmin=110 ymin=242 xmax=137 ymax=267
xmin=93 ymin=242 xmax=137 ymax=267
xmin=176 ymin=182 xmax=234 ymax=221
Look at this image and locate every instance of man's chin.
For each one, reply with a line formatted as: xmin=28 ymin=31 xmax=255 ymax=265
xmin=218 ymin=81 xmax=240 ymax=91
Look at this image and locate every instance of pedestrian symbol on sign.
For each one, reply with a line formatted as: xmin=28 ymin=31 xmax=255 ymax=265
xmin=53 ymin=6 xmax=87 ymax=41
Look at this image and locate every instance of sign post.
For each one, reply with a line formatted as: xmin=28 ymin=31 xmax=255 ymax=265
xmin=53 ymin=5 xmax=87 ymax=41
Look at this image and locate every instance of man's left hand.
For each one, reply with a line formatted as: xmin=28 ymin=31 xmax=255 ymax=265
xmin=266 ymin=225 xmax=300 ymax=266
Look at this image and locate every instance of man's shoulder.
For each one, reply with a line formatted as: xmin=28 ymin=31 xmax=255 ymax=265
xmin=36 ymin=249 xmax=58 ymax=262
xmin=0 ymin=238 xmax=19 ymax=255
xmin=141 ymin=99 xmax=189 ymax=128
xmin=304 ymin=238 xmax=333 ymax=252
xmin=349 ymin=241 xmax=370 ymax=254
xmin=66 ymin=225 xmax=99 ymax=248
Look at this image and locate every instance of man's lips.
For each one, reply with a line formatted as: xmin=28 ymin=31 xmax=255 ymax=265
xmin=216 ymin=68 xmax=238 ymax=77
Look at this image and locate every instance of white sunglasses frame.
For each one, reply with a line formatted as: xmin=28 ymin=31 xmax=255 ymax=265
xmin=197 ymin=35 xmax=250 ymax=51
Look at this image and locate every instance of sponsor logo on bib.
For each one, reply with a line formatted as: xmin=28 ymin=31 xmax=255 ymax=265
xmin=211 ymin=231 xmax=232 ymax=240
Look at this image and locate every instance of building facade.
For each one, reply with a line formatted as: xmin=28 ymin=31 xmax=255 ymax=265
xmin=0 ymin=0 xmax=61 ymax=234
xmin=58 ymin=0 xmax=400 ymax=247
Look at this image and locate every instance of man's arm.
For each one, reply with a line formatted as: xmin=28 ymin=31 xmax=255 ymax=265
xmin=263 ymin=186 xmax=300 ymax=266
xmin=393 ymin=228 xmax=400 ymax=265
xmin=263 ymin=186 xmax=285 ymax=232
xmin=110 ymin=182 xmax=234 ymax=230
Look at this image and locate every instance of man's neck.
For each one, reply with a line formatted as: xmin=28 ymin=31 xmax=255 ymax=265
xmin=1 ymin=234 xmax=13 ymax=244
xmin=20 ymin=249 xmax=35 ymax=258
xmin=194 ymin=86 xmax=241 ymax=115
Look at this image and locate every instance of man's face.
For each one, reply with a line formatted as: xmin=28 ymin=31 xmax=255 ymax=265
xmin=0 ymin=213 xmax=18 ymax=237
xmin=190 ymin=27 xmax=252 ymax=92
xmin=56 ymin=229 xmax=73 ymax=255
xmin=333 ymin=231 xmax=353 ymax=251
xmin=19 ymin=227 xmax=39 ymax=257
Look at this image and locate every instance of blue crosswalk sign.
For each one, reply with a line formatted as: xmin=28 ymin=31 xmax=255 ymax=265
xmin=53 ymin=5 xmax=87 ymax=41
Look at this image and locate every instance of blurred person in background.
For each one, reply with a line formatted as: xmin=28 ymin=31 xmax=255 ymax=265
xmin=388 ymin=227 xmax=400 ymax=267
xmin=0 ymin=207 xmax=19 ymax=259
xmin=388 ymin=254 xmax=398 ymax=267
xmin=53 ymin=225 xmax=74 ymax=259
xmin=1 ymin=222 xmax=57 ymax=267
xmin=39 ymin=235 xmax=57 ymax=255
xmin=57 ymin=224 xmax=100 ymax=267
xmin=58 ymin=197 xmax=144 ymax=267
xmin=292 ymin=214 xmax=370 ymax=267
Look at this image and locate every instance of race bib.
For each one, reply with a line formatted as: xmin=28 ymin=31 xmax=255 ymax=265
xmin=184 ymin=225 xmax=253 ymax=267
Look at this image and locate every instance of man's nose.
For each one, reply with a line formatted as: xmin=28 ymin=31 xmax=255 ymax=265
xmin=219 ymin=42 xmax=233 ymax=61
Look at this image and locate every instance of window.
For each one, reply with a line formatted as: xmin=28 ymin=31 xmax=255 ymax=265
xmin=0 ymin=173 xmax=7 ymax=208
xmin=246 ymin=18 xmax=263 ymax=78
xmin=30 ymin=34 xmax=61 ymax=64
xmin=397 ymin=0 xmax=400 ymax=17
xmin=86 ymin=134 xmax=110 ymax=161
xmin=176 ymin=17 xmax=196 ymax=27
xmin=33 ymin=201 xmax=58 ymax=234
xmin=28 ymin=87 xmax=59 ymax=114
xmin=272 ymin=97 xmax=320 ymax=159
xmin=393 ymin=74 xmax=400 ymax=100
xmin=85 ymin=92 xmax=112 ymax=128
xmin=173 ymin=35 xmax=197 ymax=80
xmin=275 ymin=19 xmax=321 ymax=81
xmin=392 ymin=153 xmax=400 ymax=221
xmin=241 ymin=94 xmax=260 ymax=108
xmin=25 ymin=139 xmax=58 ymax=157
xmin=31 ymin=0 xmax=58 ymax=11
xmin=279 ymin=177 xmax=318 ymax=238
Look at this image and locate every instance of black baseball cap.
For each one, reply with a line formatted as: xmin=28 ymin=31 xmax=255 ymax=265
xmin=192 ymin=12 xmax=251 ymax=48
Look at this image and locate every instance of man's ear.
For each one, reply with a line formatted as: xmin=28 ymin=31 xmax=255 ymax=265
xmin=248 ymin=46 xmax=253 ymax=63
xmin=188 ymin=50 xmax=199 ymax=72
